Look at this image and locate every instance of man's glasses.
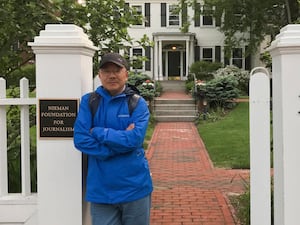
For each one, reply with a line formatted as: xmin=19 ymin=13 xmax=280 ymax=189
xmin=100 ymin=68 xmax=123 ymax=76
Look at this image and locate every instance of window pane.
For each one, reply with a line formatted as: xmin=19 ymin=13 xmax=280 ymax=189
xmin=233 ymin=48 xmax=242 ymax=58
xmin=202 ymin=48 xmax=213 ymax=61
xmin=232 ymin=59 xmax=242 ymax=68
xmin=203 ymin=15 xmax=213 ymax=25
xmin=132 ymin=5 xmax=143 ymax=25
xmin=169 ymin=4 xmax=179 ymax=26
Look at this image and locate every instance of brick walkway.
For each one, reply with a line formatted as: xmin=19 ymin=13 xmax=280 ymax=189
xmin=146 ymin=91 xmax=250 ymax=225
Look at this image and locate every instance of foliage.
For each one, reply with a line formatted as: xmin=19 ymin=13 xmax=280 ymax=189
xmin=196 ymin=75 xmax=240 ymax=110
xmin=5 ymin=64 xmax=36 ymax=89
xmin=189 ymin=60 xmax=223 ymax=81
xmin=214 ymin=65 xmax=250 ymax=95
xmin=260 ymin=51 xmax=272 ymax=69
xmin=0 ymin=0 xmax=60 ymax=77
xmin=127 ymin=72 xmax=157 ymax=101
xmin=6 ymin=87 xmax=37 ymax=193
xmin=178 ymin=0 xmax=299 ymax=56
xmin=0 ymin=0 xmax=152 ymax=78
xmin=230 ymin=180 xmax=274 ymax=225
xmin=230 ymin=189 xmax=250 ymax=225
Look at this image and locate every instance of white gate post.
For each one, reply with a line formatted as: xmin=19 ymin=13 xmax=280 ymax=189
xmin=268 ymin=24 xmax=300 ymax=225
xmin=29 ymin=24 xmax=97 ymax=225
xmin=249 ymin=67 xmax=271 ymax=225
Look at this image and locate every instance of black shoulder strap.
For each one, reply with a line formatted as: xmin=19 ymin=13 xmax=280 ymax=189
xmin=127 ymin=94 xmax=141 ymax=115
xmin=89 ymin=91 xmax=101 ymax=117
xmin=89 ymin=92 xmax=140 ymax=117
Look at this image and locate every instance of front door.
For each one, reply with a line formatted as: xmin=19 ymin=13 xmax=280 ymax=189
xmin=168 ymin=51 xmax=180 ymax=79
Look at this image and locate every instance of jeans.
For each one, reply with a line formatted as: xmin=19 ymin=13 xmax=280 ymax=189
xmin=90 ymin=195 xmax=151 ymax=225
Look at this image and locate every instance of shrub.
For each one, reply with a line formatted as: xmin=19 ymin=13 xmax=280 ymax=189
xmin=189 ymin=60 xmax=223 ymax=81
xmin=5 ymin=64 xmax=36 ymax=89
xmin=197 ymin=75 xmax=240 ymax=110
xmin=214 ymin=65 xmax=249 ymax=95
xmin=127 ymin=72 xmax=157 ymax=101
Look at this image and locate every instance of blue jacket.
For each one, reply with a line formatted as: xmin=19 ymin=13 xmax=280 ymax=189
xmin=73 ymin=85 xmax=153 ymax=204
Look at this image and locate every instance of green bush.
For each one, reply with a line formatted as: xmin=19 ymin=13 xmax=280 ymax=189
xmin=214 ymin=65 xmax=249 ymax=95
xmin=4 ymin=64 xmax=36 ymax=89
xmin=189 ymin=60 xmax=223 ymax=81
xmin=127 ymin=72 xmax=157 ymax=101
xmin=196 ymin=75 xmax=240 ymax=110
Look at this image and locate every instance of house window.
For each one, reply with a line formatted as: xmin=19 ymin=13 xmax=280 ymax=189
xmin=232 ymin=48 xmax=243 ymax=68
xmin=133 ymin=48 xmax=143 ymax=70
xmin=202 ymin=47 xmax=213 ymax=62
xmin=202 ymin=5 xmax=214 ymax=26
xmin=132 ymin=5 xmax=143 ymax=26
xmin=168 ymin=4 xmax=180 ymax=26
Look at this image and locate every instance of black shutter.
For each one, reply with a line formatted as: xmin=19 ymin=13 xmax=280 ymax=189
xmin=161 ymin=3 xmax=166 ymax=27
xmin=215 ymin=6 xmax=221 ymax=27
xmin=182 ymin=2 xmax=187 ymax=25
xmin=194 ymin=3 xmax=200 ymax=27
xmin=145 ymin=3 xmax=151 ymax=27
xmin=194 ymin=46 xmax=200 ymax=61
xmin=245 ymin=46 xmax=251 ymax=70
xmin=215 ymin=46 xmax=221 ymax=62
xmin=145 ymin=46 xmax=151 ymax=71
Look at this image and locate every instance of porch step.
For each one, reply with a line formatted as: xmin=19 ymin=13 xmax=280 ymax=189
xmin=160 ymin=80 xmax=186 ymax=92
xmin=154 ymin=99 xmax=198 ymax=122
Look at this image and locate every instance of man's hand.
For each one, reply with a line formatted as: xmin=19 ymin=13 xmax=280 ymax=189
xmin=126 ymin=123 xmax=135 ymax=131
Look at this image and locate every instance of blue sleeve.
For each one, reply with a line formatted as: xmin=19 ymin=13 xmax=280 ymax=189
xmin=90 ymin=97 xmax=150 ymax=154
xmin=73 ymin=94 xmax=114 ymax=160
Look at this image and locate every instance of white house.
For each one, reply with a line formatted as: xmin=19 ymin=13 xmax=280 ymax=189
xmin=125 ymin=0 xmax=258 ymax=81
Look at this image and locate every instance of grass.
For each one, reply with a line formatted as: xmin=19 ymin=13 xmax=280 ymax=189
xmin=197 ymin=102 xmax=250 ymax=169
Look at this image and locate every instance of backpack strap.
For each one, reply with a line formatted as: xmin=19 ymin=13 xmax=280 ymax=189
xmin=89 ymin=91 xmax=101 ymax=117
xmin=89 ymin=91 xmax=140 ymax=117
xmin=127 ymin=94 xmax=141 ymax=115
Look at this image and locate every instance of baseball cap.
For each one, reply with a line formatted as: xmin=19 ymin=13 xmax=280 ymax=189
xmin=99 ymin=53 xmax=129 ymax=70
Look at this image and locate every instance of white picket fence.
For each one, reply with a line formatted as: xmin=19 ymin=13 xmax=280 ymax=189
xmin=0 ymin=77 xmax=37 ymax=224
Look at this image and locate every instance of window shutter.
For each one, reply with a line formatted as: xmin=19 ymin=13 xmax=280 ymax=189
xmin=145 ymin=46 xmax=151 ymax=71
xmin=182 ymin=2 xmax=188 ymax=25
xmin=194 ymin=46 xmax=200 ymax=61
xmin=161 ymin=3 xmax=166 ymax=27
xmin=215 ymin=46 xmax=221 ymax=62
xmin=145 ymin=3 xmax=151 ymax=27
xmin=245 ymin=46 xmax=251 ymax=70
xmin=215 ymin=6 xmax=221 ymax=27
xmin=194 ymin=3 xmax=200 ymax=27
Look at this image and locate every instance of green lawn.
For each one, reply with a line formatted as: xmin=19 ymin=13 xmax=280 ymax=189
xmin=197 ymin=102 xmax=250 ymax=169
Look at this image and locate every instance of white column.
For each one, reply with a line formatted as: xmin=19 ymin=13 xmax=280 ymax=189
xmin=158 ymin=40 xmax=163 ymax=80
xmin=165 ymin=51 xmax=168 ymax=80
xmin=190 ymin=39 xmax=194 ymax=67
xmin=268 ymin=24 xmax=300 ymax=225
xmin=185 ymin=40 xmax=189 ymax=79
xmin=154 ymin=39 xmax=159 ymax=81
xmin=29 ymin=24 xmax=97 ymax=225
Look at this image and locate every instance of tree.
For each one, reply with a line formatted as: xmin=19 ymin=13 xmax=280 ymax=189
xmin=0 ymin=0 xmax=61 ymax=77
xmin=178 ymin=0 xmax=300 ymax=56
xmin=0 ymin=0 xmax=152 ymax=78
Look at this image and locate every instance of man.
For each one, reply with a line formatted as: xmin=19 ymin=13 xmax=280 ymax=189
xmin=73 ymin=53 xmax=153 ymax=225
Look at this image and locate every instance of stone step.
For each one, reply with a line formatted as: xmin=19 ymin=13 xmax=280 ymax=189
xmin=155 ymin=104 xmax=196 ymax=110
xmin=160 ymin=81 xmax=186 ymax=92
xmin=153 ymin=98 xmax=198 ymax=122
xmin=155 ymin=115 xmax=197 ymax=122
xmin=155 ymin=98 xmax=195 ymax=105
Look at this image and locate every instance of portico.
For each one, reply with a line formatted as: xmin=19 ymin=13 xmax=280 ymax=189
xmin=153 ymin=32 xmax=196 ymax=81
